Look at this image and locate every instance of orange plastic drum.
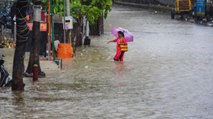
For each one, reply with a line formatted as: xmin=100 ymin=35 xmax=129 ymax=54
xmin=57 ymin=43 xmax=73 ymax=59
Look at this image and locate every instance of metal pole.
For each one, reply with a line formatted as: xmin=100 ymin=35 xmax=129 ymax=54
xmin=47 ymin=0 xmax=51 ymax=60
xmin=51 ymin=0 xmax=56 ymax=60
xmin=66 ymin=0 xmax=72 ymax=43
xmin=63 ymin=0 xmax=66 ymax=43
xmin=14 ymin=21 xmax=16 ymax=43
xmin=66 ymin=0 xmax=70 ymax=16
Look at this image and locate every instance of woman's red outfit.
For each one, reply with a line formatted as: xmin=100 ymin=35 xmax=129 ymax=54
xmin=112 ymin=37 xmax=127 ymax=61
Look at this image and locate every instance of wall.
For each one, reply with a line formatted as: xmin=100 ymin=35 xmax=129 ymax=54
xmin=114 ymin=0 xmax=175 ymax=6
xmin=157 ymin=0 xmax=175 ymax=5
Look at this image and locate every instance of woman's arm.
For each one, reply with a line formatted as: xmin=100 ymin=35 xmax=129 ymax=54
xmin=107 ymin=40 xmax=113 ymax=44
xmin=107 ymin=38 xmax=118 ymax=44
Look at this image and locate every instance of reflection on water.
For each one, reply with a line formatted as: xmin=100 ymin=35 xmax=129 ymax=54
xmin=12 ymin=92 xmax=26 ymax=118
xmin=114 ymin=62 xmax=126 ymax=74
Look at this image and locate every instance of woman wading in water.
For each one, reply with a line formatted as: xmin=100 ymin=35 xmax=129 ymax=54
xmin=108 ymin=31 xmax=128 ymax=61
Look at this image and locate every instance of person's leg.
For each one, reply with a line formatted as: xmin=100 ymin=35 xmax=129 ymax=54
xmin=114 ymin=50 xmax=122 ymax=61
xmin=0 ymin=65 xmax=6 ymax=86
xmin=119 ymin=52 xmax=125 ymax=61
xmin=114 ymin=58 xmax=119 ymax=61
xmin=0 ymin=66 xmax=4 ymax=86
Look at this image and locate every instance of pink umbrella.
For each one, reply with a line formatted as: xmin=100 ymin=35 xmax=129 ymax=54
xmin=112 ymin=27 xmax=134 ymax=42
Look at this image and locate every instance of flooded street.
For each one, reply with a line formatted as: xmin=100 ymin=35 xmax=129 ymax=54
xmin=1 ymin=5 xmax=213 ymax=119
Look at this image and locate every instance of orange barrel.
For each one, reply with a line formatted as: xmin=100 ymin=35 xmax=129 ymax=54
xmin=57 ymin=43 xmax=73 ymax=59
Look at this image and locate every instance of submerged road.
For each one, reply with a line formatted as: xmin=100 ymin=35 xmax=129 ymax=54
xmin=1 ymin=5 xmax=213 ymax=119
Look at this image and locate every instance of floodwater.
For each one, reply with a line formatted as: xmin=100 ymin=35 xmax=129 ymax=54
xmin=1 ymin=5 xmax=213 ymax=119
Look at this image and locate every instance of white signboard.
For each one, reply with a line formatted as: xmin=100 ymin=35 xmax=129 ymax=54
xmin=62 ymin=16 xmax=73 ymax=30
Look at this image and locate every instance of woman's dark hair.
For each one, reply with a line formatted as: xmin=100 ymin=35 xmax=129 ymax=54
xmin=118 ymin=31 xmax=125 ymax=37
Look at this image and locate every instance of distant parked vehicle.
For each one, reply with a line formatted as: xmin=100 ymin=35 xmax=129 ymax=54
xmin=194 ymin=0 xmax=206 ymax=20
xmin=171 ymin=0 xmax=193 ymax=19
xmin=206 ymin=0 xmax=213 ymax=19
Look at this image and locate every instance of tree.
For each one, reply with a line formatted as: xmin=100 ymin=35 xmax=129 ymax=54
xmin=87 ymin=0 xmax=112 ymax=35
xmin=24 ymin=0 xmax=45 ymax=78
xmin=12 ymin=0 xmax=29 ymax=91
xmin=70 ymin=0 xmax=103 ymax=45
xmin=42 ymin=0 xmax=112 ymax=45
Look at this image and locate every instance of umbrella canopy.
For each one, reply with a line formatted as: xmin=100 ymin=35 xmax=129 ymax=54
xmin=112 ymin=27 xmax=134 ymax=42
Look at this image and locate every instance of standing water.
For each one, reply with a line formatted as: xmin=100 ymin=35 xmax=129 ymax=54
xmin=1 ymin=5 xmax=213 ymax=119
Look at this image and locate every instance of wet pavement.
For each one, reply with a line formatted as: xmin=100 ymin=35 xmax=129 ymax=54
xmin=1 ymin=5 xmax=213 ymax=119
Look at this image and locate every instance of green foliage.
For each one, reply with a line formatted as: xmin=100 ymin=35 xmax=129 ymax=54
xmin=41 ymin=0 xmax=48 ymax=10
xmin=70 ymin=0 xmax=101 ymax=23
xmin=41 ymin=0 xmax=112 ymax=23
xmin=90 ymin=0 xmax=113 ymax=18
xmin=41 ymin=0 xmax=64 ymax=15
